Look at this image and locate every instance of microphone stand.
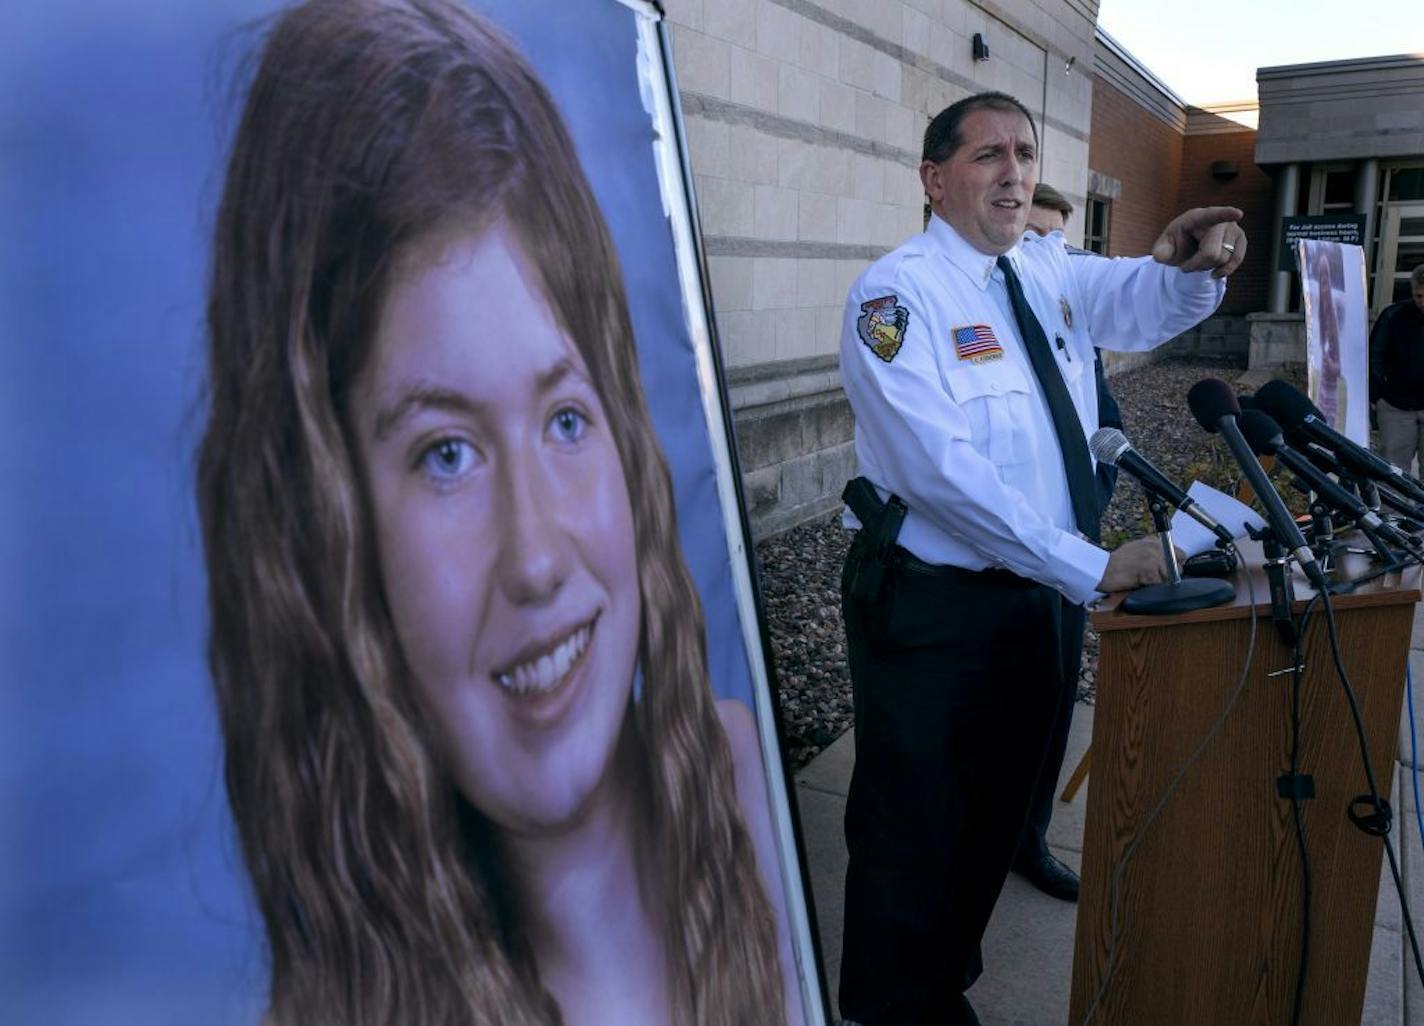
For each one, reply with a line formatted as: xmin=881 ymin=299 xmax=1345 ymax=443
xmin=1358 ymin=520 xmax=1412 ymax=571
xmin=1307 ymin=496 xmax=1337 ymax=573
xmin=1292 ymin=478 xmax=1409 ymax=570
xmin=1121 ymin=494 xmax=1236 ymax=615
xmin=1360 ymin=478 xmax=1382 ymax=515
xmin=1251 ymin=523 xmax=1298 ymax=646
xmin=1335 ymin=464 xmax=1402 ymax=526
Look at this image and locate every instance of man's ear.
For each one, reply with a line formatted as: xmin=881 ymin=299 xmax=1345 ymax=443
xmin=919 ymin=160 xmax=942 ymax=207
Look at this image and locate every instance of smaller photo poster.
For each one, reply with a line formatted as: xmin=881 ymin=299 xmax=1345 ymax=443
xmin=1299 ymin=238 xmax=1370 ymax=445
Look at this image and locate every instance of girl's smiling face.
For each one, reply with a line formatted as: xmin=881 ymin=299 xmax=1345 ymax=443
xmin=353 ymin=222 xmax=641 ymax=837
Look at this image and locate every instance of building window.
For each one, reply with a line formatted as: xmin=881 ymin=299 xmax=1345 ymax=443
xmin=1323 ymin=169 xmax=1354 ymax=212
xmin=1308 ymin=164 xmax=1356 ymax=215
xmin=1084 ymin=196 xmax=1110 ymax=254
xmin=1386 ymin=166 xmax=1424 ymax=202
xmin=1373 ymin=164 xmax=1424 ymax=315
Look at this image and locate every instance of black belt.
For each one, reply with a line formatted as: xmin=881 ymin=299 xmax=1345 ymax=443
xmin=891 ymin=546 xmax=1038 ymax=589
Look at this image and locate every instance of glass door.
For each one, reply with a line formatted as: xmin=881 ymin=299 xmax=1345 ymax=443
xmin=1374 ymin=202 xmax=1424 ymax=316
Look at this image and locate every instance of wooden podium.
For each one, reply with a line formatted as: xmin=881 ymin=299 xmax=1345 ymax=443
xmin=1069 ymin=544 xmax=1420 ymax=1026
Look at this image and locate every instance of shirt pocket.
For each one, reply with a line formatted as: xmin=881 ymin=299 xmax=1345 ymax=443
xmin=1056 ymin=335 xmax=1088 ymax=394
xmin=943 ymin=359 xmax=1035 ymax=466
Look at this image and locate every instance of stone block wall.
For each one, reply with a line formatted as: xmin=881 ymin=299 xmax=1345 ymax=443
xmin=1246 ymin=312 xmax=1306 ymax=371
xmin=729 ymin=356 xmax=856 ymax=539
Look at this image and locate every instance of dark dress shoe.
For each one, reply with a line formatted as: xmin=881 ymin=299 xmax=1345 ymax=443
xmin=952 ymin=993 xmax=982 ymax=1025
xmin=1014 ymin=850 xmax=1080 ymax=902
xmin=840 ymin=993 xmax=980 ymax=1025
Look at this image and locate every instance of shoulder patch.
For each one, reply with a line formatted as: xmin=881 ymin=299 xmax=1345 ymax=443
xmin=856 ymin=295 xmax=908 ymax=363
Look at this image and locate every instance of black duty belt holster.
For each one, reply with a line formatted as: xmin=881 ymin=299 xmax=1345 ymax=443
xmin=842 ymin=476 xmax=908 ymax=603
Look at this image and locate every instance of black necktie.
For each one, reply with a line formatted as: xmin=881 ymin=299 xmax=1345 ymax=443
xmin=995 ymin=255 xmax=1100 ymax=542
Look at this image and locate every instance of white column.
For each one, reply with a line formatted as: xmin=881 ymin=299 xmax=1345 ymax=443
xmin=1268 ymin=162 xmax=1300 ymax=313
xmin=1354 ymin=157 xmax=1380 ymax=277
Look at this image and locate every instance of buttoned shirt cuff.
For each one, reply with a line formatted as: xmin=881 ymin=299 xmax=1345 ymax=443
xmin=1051 ymin=530 xmax=1112 ymax=607
xmin=1182 ymin=266 xmax=1227 ymax=296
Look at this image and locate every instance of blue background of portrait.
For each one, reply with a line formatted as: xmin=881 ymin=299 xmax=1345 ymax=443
xmin=0 ymin=1 xmax=759 ymax=1021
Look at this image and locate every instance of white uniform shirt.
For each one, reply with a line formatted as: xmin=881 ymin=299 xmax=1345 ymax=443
xmin=841 ymin=213 xmax=1225 ymax=606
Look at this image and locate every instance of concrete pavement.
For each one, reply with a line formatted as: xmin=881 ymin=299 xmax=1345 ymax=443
xmin=792 ymin=606 xmax=1424 ymax=1025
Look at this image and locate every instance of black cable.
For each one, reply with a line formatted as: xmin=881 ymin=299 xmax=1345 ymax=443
xmin=1079 ymin=542 xmax=1258 ymax=1026
xmin=1327 ymin=531 xmax=1424 ymax=594
xmin=1283 ymin=536 xmax=1424 ymax=1018
xmin=1327 ymin=562 xmax=1399 ymax=595
xmin=1278 ymin=530 xmax=1424 ymax=1022
xmin=1287 ymin=596 xmax=1314 ymax=1026
xmin=1313 ymin=590 xmax=1424 ymax=988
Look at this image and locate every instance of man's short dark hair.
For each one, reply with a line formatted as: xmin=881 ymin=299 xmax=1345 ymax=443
xmin=1031 ymin=183 xmax=1072 ymax=218
xmin=922 ymin=91 xmax=1039 ymax=165
xmin=1411 ymin=265 xmax=1424 ymax=288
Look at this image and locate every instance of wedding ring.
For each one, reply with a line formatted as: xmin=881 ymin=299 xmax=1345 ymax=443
xmin=1222 ymin=242 xmax=1236 ymax=254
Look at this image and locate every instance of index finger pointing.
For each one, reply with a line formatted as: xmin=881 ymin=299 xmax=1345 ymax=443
xmin=1181 ymin=206 xmax=1244 ymax=233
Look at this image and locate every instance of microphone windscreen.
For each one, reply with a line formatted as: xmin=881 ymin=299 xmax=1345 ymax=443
xmin=1088 ymin=426 xmax=1130 ymax=465
xmin=1186 ymin=378 xmax=1241 ymax=433
xmin=1252 ymin=379 xmax=1318 ymax=431
xmin=1238 ymin=409 xmax=1284 ymax=456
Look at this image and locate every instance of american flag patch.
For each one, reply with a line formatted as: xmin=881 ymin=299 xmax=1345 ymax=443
xmin=952 ymin=324 xmax=1003 ymax=363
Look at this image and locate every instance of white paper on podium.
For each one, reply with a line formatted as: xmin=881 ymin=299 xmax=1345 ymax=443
xmin=1169 ymin=481 xmax=1268 ymax=557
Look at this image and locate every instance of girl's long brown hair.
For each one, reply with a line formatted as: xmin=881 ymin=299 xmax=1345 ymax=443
xmin=197 ymin=1 xmax=785 ymax=1022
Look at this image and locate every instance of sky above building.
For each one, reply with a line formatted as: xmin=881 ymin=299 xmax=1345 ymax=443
xmin=1096 ymin=0 xmax=1422 ymax=106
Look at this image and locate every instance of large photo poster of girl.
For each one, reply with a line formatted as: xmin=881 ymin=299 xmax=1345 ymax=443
xmin=0 ymin=2 xmax=822 ymax=1023
xmin=1300 ymin=237 xmax=1370 ymax=445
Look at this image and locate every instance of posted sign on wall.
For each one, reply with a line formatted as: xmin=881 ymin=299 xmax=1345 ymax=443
xmin=1279 ymin=215 xmax=1367 ymax=272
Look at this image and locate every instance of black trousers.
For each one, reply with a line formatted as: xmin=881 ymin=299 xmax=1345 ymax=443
xmin=1018 ymin=603 xmax=1086 ymax=859
xmin=838 ymin=549 xmax=1079 ymax=1025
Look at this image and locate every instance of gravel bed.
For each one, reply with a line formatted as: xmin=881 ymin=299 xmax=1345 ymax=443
xmin=754 ymin=355 xmax=1267 ymax=770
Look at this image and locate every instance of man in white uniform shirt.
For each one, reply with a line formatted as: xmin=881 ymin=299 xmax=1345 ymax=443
xmin=836 ymin=91 xmax=1246 ymax=1026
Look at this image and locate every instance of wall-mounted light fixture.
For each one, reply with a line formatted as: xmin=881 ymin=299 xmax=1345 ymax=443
xmin=1065 ymin=55 xmax=1076 ymax=75
xmin=972 ymin=33 xmax=990 ymax=62
xmin=1210 ymin=160 xmax=1239 ymax=181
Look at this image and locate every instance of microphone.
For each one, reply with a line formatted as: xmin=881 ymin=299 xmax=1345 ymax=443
xmin=1088 ymin=427 xmax=1235 ymax=546
xmin=1186 ymin=378 xmax=1327 ymax=588
xmin=1253 ymin=380 xmax=1424 ymax=505
xmin=1275 ymin=435 xmax=1424 ymax=541
xmin=1289 ymin=438 xmax=1424 ymax=522
xmin=1238 ymin=411 xmax=1416 ymax=551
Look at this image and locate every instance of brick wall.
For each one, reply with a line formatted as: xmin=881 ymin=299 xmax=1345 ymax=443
xmin=1088 ymin=77 xmax=1183 ymax=257
xmin=1178 ymin=127 xmax=1274 ymax=315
